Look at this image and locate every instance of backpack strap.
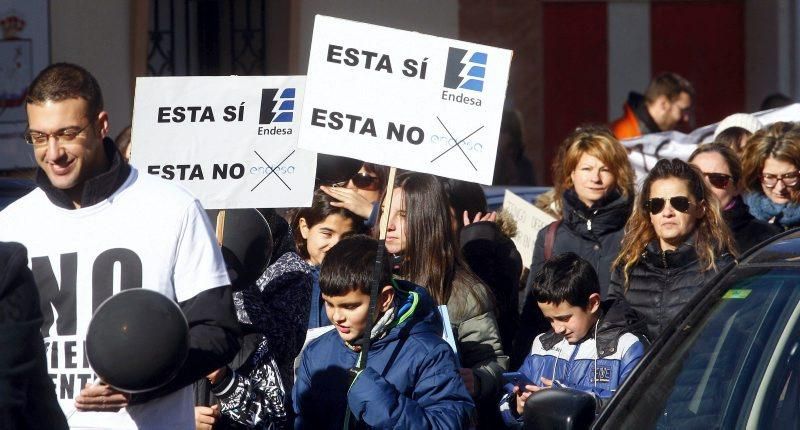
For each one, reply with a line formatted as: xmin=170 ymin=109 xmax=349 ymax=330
xmin=543 ymin=220 xmax=562 ymax=261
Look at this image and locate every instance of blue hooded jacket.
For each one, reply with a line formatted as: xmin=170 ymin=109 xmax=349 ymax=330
xmin=293 ymin=281 xmax=474 ymax=429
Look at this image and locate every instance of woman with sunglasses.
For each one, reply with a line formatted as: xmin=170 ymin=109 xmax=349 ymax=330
xmin=609 ymin=158 xmax=736 ymax=339
xmin=320 ymin=163 xmax=389 ymax=225
xmin=689 ymin=143 xmax=780 ymax=253
xmin=741 ymin=122 xmax=800 ymax=230
xmin=513 ymin=126 xmax=634 ymax=368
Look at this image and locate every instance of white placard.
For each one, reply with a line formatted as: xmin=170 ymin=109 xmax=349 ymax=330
xmin=131 ymin=76 xmax=316 ymax=209
xmin=502 ymin=190 xmax=556 ymax=269
xmin=297 ymin=15 xmax=512 ymax=185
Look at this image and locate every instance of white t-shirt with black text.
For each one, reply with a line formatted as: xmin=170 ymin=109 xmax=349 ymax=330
xmin=0 ymin=168 xmax=229 ymax=429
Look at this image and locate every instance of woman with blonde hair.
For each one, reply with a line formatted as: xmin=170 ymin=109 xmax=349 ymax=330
xmin=513 ymin=125 xmax=634 ymax=367
xmin=609 ymin=158 xmax=736 ymax=339
xmin=741 ymin=121 xmax=800 ymax=229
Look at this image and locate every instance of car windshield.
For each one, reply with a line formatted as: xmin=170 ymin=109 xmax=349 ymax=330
xmin=603 ymin=266 xmax=800 ymax=429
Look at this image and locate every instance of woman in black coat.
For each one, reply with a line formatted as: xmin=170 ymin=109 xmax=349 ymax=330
xmin=609 ymin=159 xmax=737 ymax=340
xmin=689 ymin=143 xmax=780 ymax=254
xmin=513 ymin=126 xmax=635 ymax=368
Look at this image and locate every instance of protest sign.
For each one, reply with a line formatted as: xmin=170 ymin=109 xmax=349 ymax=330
xmin=297 ymin=15 xmax=512 ymax=185
xmin=131 ymin=76 xmax=316 ymax=209
xmin=502 ymin=190 xmax=556 ymax=269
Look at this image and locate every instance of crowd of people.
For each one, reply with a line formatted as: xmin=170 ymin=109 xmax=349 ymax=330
xmin=2 ymin=61 xmax=800 ymax=430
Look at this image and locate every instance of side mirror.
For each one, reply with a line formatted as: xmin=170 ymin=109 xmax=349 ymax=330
xmin=524 ymin=387 xmax=596 ymax=430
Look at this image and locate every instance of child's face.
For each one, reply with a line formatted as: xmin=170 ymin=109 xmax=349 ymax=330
xmin=385 ymin=187 xmax=407 ymax=254
xmin=323 ymin=286 xmax=394 ymax=343
xmin=537 ymin=293 xmax=600 ymax=344
xmin=299 ymin=214 xmax=354 ymax=266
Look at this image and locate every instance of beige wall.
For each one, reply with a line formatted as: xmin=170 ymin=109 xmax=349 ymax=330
xmin=49 ymin=0 xmax=133 ymax=137
xmin=292 ymin=0 xmax=459 ymax=73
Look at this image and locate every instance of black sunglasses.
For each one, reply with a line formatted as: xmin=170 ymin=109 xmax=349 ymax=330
xmin=349 ymin=172 xmax=380 ymax=191
xmin=703 ymin=172 xmax=732 ymax=189
xmin=643 ymin=196 xmax=694 ymax=215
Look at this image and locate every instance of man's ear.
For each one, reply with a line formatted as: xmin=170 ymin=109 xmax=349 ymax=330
xmin=95 ymin=111 xmax=110 ymax=138
xmin=587 ymin=293 xmax=601 ymax=314
xmin=379 ymin=285 xmax=395 ymax=312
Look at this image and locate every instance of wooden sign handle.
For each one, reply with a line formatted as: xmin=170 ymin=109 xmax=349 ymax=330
xmin=215 ymin=210 xmax=226 ymax=247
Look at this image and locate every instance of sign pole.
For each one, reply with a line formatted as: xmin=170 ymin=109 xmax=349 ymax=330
xmin=356 ymin=166 xmax=397 ymax=369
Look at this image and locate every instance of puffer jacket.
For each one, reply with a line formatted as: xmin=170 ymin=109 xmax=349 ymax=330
xmin=608 ymin=240 xmax=734 ymax=339
xmin=293 ymin=282 xmax=474 ymax=429
xmin=447 ymin=268 xmax=509 ymax=402
xmin=513 ymin=190 xmax=631 ymax=368
xmin=724 ymin=196 xmax=781 ymax=254
xmin=499 ymin=299 xmax=648 ymax=427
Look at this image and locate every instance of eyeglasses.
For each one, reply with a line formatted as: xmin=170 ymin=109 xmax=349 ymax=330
xmin=643 ymin=196 xmax=694 ymax=215
xmin=759 ymin=171 xmax=800 ymax=188
xmin=703 ymin=172 xmax=733 ymax=189
xmin=23 ymin=122 xmax=92 ymax=146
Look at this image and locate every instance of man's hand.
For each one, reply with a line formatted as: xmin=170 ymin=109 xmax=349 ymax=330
xmin=458 ymin=368 xmax=476 ymax=396
xmin=195 ymin=404 xmax=220 ymax=430
xmin=320 ymin=185 xmax=374 ymax=218
xmin=462 ymin=211 xmax=496 ymax=227
xmin=75 ymin=381 xmax=130 ymax=412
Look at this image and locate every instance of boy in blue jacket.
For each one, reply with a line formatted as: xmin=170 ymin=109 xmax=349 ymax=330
xmin=500 ymin=252 xmax=647 ymax=427
xmin=293 ymin=235 xmax=474 ymax=429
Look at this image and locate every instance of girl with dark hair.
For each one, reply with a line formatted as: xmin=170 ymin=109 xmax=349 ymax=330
xmin=292 ymin=190 xmax=365 ymax=328
xmin=609 ymin=158 xmax=736 ymax=339
xmin=741 ymin=122 xmax=800 ymax=230
xmin=385 ymin=172 xmax=507 ymax=427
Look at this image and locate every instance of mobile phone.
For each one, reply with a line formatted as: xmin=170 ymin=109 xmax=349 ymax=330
xmin=502 ymin=372 xmax=536 ymax=393
xmin=551 ymin=379 xmax=566 ymax=388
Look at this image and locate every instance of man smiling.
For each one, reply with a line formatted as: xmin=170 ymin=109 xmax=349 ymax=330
xmin=0 ymin=63 xmax=239 ymax=429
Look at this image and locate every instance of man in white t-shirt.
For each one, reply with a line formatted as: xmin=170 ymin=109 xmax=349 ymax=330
xmin=0 ymin=63 xmax=240 ymax=429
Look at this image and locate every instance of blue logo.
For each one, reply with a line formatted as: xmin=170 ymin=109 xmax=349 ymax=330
xmin=443 ymin=48 xmax=487 ymax=92
xmin=259 ymin=88 xmax=295 ymax=124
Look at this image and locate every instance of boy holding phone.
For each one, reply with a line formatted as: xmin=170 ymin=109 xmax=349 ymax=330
xmin=499 ymin=253 xmax=648 ymax=426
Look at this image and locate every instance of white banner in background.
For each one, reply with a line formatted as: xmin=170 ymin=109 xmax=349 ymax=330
xmin=131 ymin=76 xmax=316 ymax=209
xmin=623 ymin=103 xmax=800 ymax=181
xmin=502 ymin=190 xmax=556 ymax=269
xmin=297 ymin=15 xmax=512 ymax=185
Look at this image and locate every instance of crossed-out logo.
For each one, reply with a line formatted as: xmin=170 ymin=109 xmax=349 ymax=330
xmin=430 ymin=134 xmax=484 ymax=153
xmin=442 ymin=47 xmax=486 ymax=107
xmin=258 ymin=88 xmax=295 ymax=136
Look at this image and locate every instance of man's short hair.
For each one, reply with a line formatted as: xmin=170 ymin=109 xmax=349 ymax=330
xmin=644 ymin=72 xmax=695 ymax=105
xmin=531 ymin=252 xmax=600 ymax=308
xmin=26 ymin=63 xmax=104 ymax=117
xmin=319 ymin=235 xmax=392 ymax=296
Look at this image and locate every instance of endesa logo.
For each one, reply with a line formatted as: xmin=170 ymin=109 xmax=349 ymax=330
xmin=258 ymin=88 xmax=295 ymax=136
xmin=259 ymin=88 xmax=295 ymax=124
xmin=443 ymin=48 xmax=487 ymax=92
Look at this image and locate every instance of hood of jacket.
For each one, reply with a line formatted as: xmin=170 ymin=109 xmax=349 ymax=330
xmin=538 ymin=299 xmax=648 ymax=358
xmin=561 ymin=188 xmax=632 ymax=239
xmin=626 ymin=91 xmax=661 ymax=134
xmin=366 ymin=280 xmax=443 ymax=351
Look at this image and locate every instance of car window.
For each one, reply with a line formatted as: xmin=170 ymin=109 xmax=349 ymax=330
xmin=601 ymin=267 xmax=800 ymax=429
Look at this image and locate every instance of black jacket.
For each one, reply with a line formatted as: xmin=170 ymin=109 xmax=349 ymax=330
xmin=460 ymin=220 xmax=521 ymax=355
xmin=608 ymin=241 xmax=734 ymax=340
xmin=0 ymin=242 xmax=67 ymax=430
xmin=512 ymin=191 xmax=631 ymax=368
xmin=724 ymin=196 xmax=781 ymax=254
